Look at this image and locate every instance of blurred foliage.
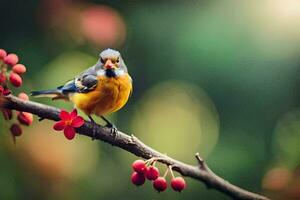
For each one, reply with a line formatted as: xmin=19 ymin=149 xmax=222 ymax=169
xmin=1 ymin=0 xmax=300 ymax=199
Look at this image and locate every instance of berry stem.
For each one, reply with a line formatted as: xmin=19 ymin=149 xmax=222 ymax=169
xmin=153 ymin=160 xmax=156 ymax=167
xmin=145 ymin=157 xmax=157 ymax=166
xmin=163 ymin=167 xmax=169 ymax=178
xmin=149 ymin=158 xmax=157 ymax=166
xmin=145 ymin=158 xmax=152 ymax=166
xmin=169 ymin=165 xmax=175 ymax=178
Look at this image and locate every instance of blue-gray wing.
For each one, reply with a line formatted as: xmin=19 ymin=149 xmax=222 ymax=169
xmin=32 ymin=66 xmax=100 ymax=100
xmin=59 ymin=66 xmax=99 ymax=94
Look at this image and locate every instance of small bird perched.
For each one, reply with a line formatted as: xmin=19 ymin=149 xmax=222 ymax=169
xmin=32 ymin=49 xmax=132 ymax=135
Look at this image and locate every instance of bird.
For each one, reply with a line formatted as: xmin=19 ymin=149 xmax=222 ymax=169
xmin=31 ymin=49 xmax=132 ymax=136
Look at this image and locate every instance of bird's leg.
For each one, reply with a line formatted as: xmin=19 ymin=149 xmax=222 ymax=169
xmin=101 ymin=116 xmax=118 ymax=138
xmin=88 ymin=115 xmax=98 ymax=140
xmin=88 ymin=115 xmax=95 ymax=123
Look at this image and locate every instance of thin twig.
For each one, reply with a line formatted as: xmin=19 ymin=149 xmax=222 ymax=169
xmin=195 ymin=152 xmax=206 ymax=170
xmin=1 ymin=95 xmax=270 ymax=200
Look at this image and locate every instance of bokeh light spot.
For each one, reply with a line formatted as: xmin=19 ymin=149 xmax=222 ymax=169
xmin=273 ymin=109 xmax=300 ymax=168
xmin=80 ymin=5 xmax=126 ymax=47
xmin=262 ymin=167 xmax=291 ymax=191
xmin=131 ymin=81 xmax=219 ymax=162
xmin=15 ymin=121 xmax=99 ymax=181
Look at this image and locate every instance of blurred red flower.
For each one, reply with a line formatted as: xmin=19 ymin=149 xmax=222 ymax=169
xmin=80 ymin=5 xmax=126 ymax=47
xmin=39 ymin=0 xmax=126 ymax=47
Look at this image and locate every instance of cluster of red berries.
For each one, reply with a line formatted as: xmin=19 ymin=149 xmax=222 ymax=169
xmin=131 ymin=159 xmax=186 ymax=193
xmin=0 ymin=48 xmax=33 ymax=142
xmin=0 ymin=49 xmax=26 ymax=87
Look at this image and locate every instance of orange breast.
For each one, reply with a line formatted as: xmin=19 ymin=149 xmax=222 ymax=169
xmin=71 ymin=74 xmax=132 ymax=116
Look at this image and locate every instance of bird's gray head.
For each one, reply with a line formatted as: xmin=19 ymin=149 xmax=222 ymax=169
xmin=96 ymin=48 xmax=127 ymax=77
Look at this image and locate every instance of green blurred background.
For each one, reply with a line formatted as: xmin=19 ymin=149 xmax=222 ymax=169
xmin=1 ymin=0 xmax=300 ymax=199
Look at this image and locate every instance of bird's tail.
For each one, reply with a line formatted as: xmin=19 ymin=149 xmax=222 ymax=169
xmin=31 ymin=89 xmax=68 ymax=100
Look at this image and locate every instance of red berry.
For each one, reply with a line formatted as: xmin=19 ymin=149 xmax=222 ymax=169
xmin=18 ymin=92 xmax=29 ymax=100
xmin=0 ymin=73 xmax=6 ymax=84
xmin=18 ymin=112 xmax=33 ymax=126
xmin=132 ymin=160 xmax=146 ymax=173
xmin=0 ymin=49 xmax=7 ymax=59
xmin=12 ymin=64 xmax=26 ymax=74
xmin=10 ymin=123 xmax=22 ymax=137
xmin=3 ymin=88 xmax=11 ymax=95
xmin=171 ymin=177 xmax=186 ymax=192
xmin=131 ymin=172 xmax=145 ymax=186
xmin=0 ymin=85 xmax=3 ymax=94
xmin=0 ymin=87 xmax=9 ymax=96
xmin=145 ymin=166 xmax=160 ymax=180
xmin=153 ymin=177 xmax=168 ymax=192
xmin=4 ymin=53 xmax=19 ymax=66
xmin=2 ymin=109 xmax=13 ymax=120
xmin=9 ymin=72 xmax=22 ymax=87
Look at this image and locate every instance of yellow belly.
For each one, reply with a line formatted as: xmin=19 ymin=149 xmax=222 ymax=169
xmin=71 ymin=74 xmax=132 ymax=116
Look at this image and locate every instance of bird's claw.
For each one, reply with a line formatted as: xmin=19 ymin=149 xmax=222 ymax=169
xmin=105 ymin=122 xmax=118 ymax=139
xmin=91 ymin=123 xmax=98 ymax=140
xmin=100 ymin=116 xmax=118 ymax=139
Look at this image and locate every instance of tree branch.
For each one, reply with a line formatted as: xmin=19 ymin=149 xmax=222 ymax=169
xmin=2 ymin=95 xmax=270 ymax=200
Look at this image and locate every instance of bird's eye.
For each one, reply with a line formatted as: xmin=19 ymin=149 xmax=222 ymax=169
xmin=100 ymin=57 xmax=105 ymax=63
